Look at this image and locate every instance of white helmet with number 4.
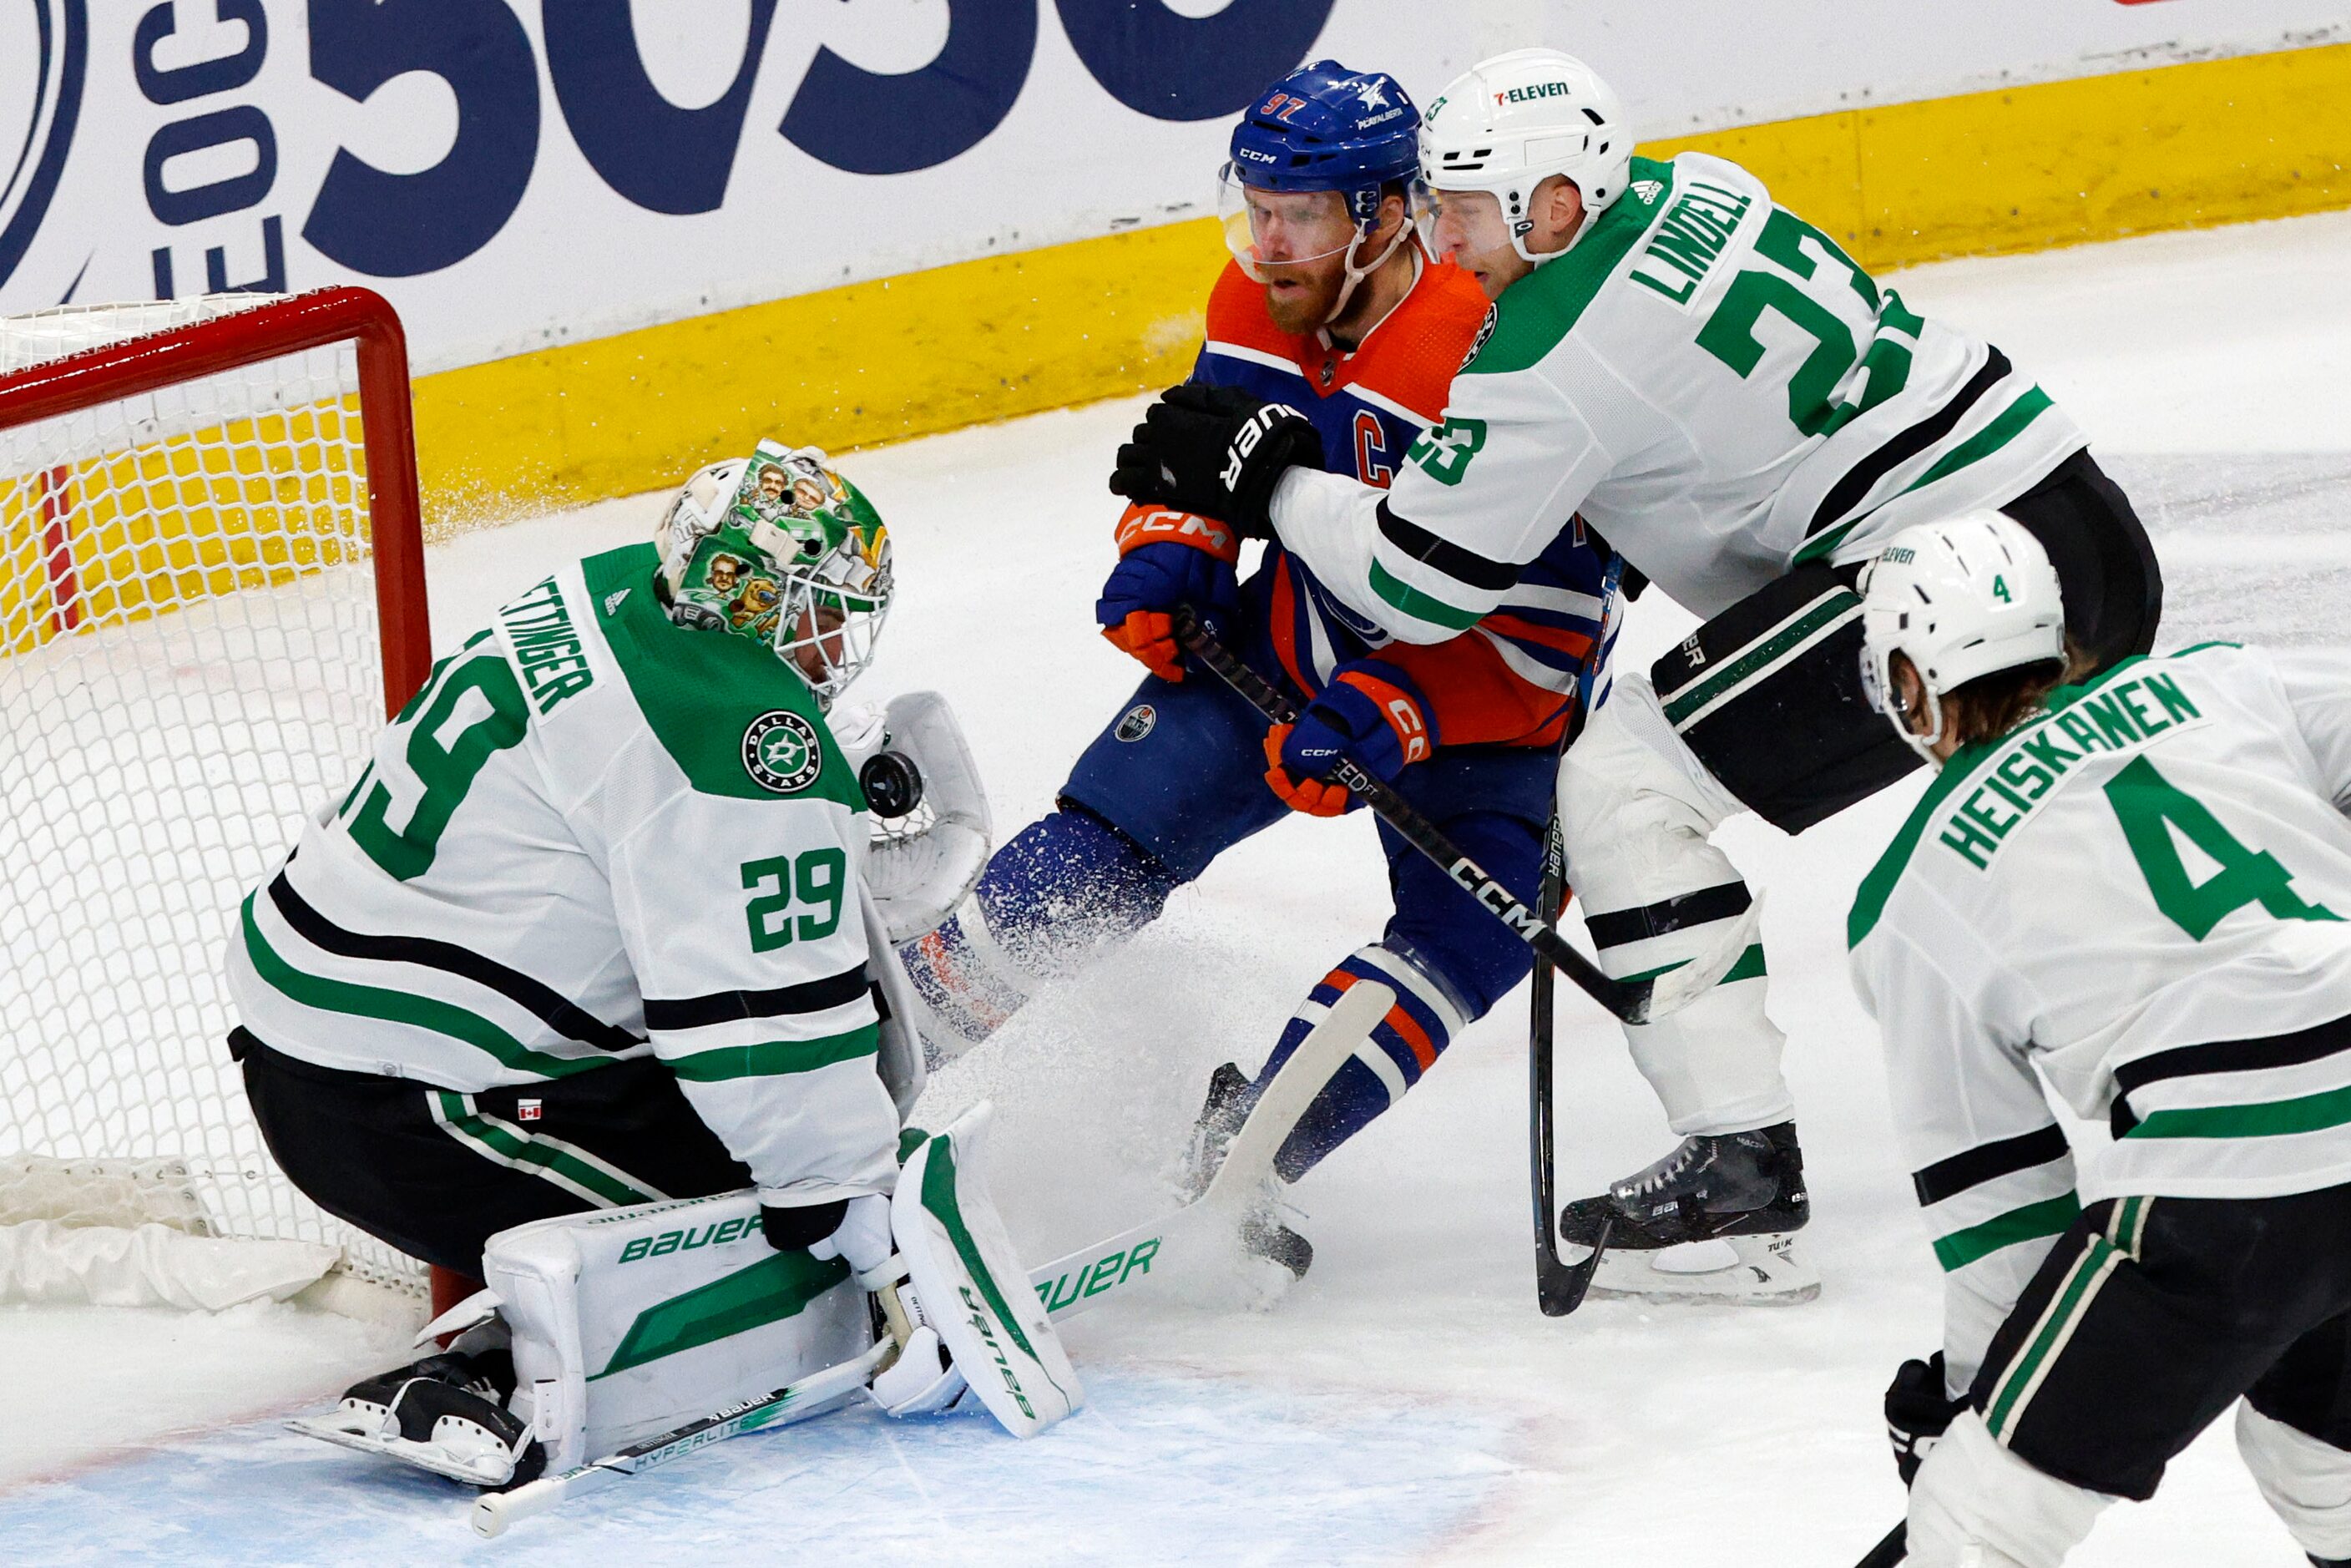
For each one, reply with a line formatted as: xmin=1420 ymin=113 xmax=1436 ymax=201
xmin=1858 ymin=513 xmax=2066 ymax=761
xmin=1419 ymin=48 xmax=1631 ymax=261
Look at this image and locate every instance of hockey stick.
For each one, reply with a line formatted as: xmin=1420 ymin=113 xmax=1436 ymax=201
xmin=474 ymin=989 xmax=1387 ymax=1537
xmin=1531 ymin=556 xmax=1623 ymax=1317
xmin=1854 ymin=1521 xmax=1907 ymax=1567
xmin=1171 ymin=610 xmax=1741 ymax=1026
xmin=472 ymin=1340 xmax=893 ymax=1538
xmin=1529 ymin=806 xmax=1610 ymax=1315
xmin=1026 ymin=977 xmax=1393 ymax=1320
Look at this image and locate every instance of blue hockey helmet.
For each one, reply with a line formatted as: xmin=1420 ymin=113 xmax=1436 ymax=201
xmin=1220 ymin=61 xmax=1422 ymax=316
xmin=1225 ymin=60 xmax=1421 ymax=225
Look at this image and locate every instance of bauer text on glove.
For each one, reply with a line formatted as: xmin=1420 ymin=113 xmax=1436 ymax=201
xmin=1107 ymin=383 xmax=1321 ymax=539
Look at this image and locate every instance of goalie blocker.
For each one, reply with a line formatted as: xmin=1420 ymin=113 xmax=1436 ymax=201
xmin=294 ymin=1103 xmax=1079 ymax=1490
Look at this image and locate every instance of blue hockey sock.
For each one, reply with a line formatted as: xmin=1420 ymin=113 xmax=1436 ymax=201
xmin=900 ymin=803 xmax=1178 ymax=1052
xmin=1253 ymin=943 xmax=1473 ymax=1182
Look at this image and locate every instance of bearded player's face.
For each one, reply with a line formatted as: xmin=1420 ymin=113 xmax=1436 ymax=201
xmin=1241 ymin=187 xmax=1358 ymax=334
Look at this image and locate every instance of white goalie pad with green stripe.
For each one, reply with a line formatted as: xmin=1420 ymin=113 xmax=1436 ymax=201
xmin=895 ymin=1103 xmax=1083 ymax=1437
xmin=488 ymin=1189 xmax=873 ymax=1470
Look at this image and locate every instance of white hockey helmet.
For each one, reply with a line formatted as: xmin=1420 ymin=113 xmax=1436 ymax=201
xmin=1418 ymin=48 xmax=1632 ymax=262
xmin=1858 ymin=513 xmax=2066 ymax=762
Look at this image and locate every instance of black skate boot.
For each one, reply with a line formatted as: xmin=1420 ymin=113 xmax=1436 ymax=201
xmin=1559 ymin=1121 xmax=1818 ymax=1303
xmin=1184 ymin=1061 xmax=1313 ymax=1282
xmin=291 ymin=1347 xmax=545 ymax=1489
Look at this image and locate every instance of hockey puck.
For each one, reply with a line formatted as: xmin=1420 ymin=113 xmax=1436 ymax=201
xmin=859 ymin=751 xmax=923 ymax=817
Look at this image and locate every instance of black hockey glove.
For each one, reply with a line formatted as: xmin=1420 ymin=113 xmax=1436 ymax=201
xmin=761 ymin=1197 xmax=848 ymax=1252
xmin=1884 ymin=1352 xmax=1969 ymax=1487
xmin=1107 ymin=382 xmax=1322 ymax=541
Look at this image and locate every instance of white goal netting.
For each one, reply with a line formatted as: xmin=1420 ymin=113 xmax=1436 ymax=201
xmin=0 ymin=294 xmax=427 ymax=1305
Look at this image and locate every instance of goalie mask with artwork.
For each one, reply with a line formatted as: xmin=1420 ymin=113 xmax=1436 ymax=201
xmin=655 ymin=440 xmax=894 ymax=708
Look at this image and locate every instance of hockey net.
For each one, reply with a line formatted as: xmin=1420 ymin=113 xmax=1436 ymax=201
xmin=0 ymin=289 xmax=432 ymax=1317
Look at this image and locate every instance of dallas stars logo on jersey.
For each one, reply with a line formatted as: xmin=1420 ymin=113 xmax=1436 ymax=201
xmin=743 ymin=710 xmax=825 ymax=793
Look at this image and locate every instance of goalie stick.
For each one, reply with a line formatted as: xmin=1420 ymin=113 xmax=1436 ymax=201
xmin=1853 ymin=1521 xmax=1906 ymax=1567
xmin=473 ymin=982 xmax=1387 ymax=1538
xmin=472 ymin=1342 xmax=893 ymax=1538
xmin=1170 ymin=610 xmax=1747 ymax=1027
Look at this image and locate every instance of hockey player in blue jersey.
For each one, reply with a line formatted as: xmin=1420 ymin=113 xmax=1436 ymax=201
xmin=902 ymin=62 xmax=1621 ymax=1272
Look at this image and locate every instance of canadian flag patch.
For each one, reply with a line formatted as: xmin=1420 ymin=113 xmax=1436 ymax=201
xmin=517 ymin=1099 xmax=544 ymax=1123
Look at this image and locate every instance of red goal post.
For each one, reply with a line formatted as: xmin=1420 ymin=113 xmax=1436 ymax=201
xmin=0 ymin=286 xmax=455 ymax=1316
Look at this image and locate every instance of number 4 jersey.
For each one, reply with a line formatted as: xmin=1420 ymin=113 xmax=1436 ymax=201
xmin=1272 ymin=150 xmax=2087 ymax=632
xmin=226 ymin=543 xmax=902 ymax=1209
xmin=1848 ymin=645 xmax=2351 ymax=1381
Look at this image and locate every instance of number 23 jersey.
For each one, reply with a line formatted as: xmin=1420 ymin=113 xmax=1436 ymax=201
xmin=1278 ymin=150 xmax=2087 ymax=635
xmin=226 ymin=542 xmax=901 ymax=1208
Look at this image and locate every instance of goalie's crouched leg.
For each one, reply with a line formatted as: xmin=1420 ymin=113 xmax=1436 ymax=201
xmin=234 ymin=1029 xmax=756 ymax=1278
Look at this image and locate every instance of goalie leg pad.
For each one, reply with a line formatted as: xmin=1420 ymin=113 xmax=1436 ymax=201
xmin=1557 ymin=680 xmax=1792 ymax=1135
xmin=488 ymin=1190 xmax=873 ymax=1471
xmin=893 ymin=1104 xmax=1083 ymax=1437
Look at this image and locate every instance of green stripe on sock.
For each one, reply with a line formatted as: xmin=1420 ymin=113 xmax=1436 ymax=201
xmin=667 ymin=1025 xmax=880 ymax=1083
xmin=1619 ymin=943 xmax=1767 ymax=988
xmin=243 ymin=896 xmax=596 ymax=1079
xmin=1931 ymin=1191 xmax=2081 ymax=1272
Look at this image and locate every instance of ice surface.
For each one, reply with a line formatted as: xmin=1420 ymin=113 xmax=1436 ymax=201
xmin=3 ymin=210 xmax=2348 ymax=1562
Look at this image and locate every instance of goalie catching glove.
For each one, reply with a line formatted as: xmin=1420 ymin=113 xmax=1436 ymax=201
xmin=1262 ymin=660 xmax=1436 ymax=817
xmin=1107 ymin=382 xmax=1321 ymax=542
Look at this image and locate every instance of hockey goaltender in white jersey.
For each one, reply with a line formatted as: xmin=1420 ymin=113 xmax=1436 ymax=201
xmin=1848 ymin=514 xmax=2351 ymax=1568
xmin=236 ymin=442 xmax=1079 ymax=1495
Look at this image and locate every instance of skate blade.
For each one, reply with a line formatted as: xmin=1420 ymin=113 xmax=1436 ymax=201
xmin=288 ymin=1407 xmax=518 ymax=1487
xmin=1578 ymin=1233 xmax=1819 ymax=1306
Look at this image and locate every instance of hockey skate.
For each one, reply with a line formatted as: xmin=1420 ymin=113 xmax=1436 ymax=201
xmin=1185 ymin=1061 xmax=1314 ymax=1281
xmin=291 ymin=1346 xmax=545 ymax=1489
xmin=1559 ymin=1121 xmax=1818 ymax=1304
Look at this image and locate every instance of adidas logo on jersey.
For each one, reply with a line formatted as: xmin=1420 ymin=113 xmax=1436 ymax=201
xmin=1633 ymin=180 xmax=1665 ymax=203
xmin=603 ymin=588 xmax=631 ymax=615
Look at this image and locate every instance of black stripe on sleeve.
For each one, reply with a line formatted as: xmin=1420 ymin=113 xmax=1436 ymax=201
xmin=644 ymin=966 xmax=872 ymax=1033
xmin=2113 ymin=1014 xmax=2351 ymax=1098
xmin=1584 ymin=882 xmax=1753 ymax=951
xmin=1376 ymin=499 xmax=1521 ymax=593
xmin=1911 ymin=1123 xmax=2071 ymax=1208
xmin=1804 ymin=348 xmax=2012 ymax=543
xmin=268 ymin=873 xmax=644 ymax=1053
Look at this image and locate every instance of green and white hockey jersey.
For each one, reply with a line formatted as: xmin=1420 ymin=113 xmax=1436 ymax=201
xmin=1271 ymin=151 xmax=2086 ymax=631
xmin=1848 ymin=644 xmax=2351 ymax=1386
xmin=227 ymin=543 xmax=901 ymax=1211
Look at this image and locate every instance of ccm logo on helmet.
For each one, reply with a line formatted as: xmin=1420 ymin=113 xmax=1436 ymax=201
xmin=1496 ymin=81 xmax=1573 ymax=105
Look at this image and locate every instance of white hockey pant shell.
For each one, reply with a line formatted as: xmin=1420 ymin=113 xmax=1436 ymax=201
xmin=1555 ymin=677 xmax=1792 ymax=1135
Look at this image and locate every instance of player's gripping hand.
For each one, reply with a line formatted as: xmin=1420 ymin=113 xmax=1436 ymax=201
xmin=1262 ymin=661 xmax=1436 ymax=817
xmin=1109 ymin=383 xmax=1321 ymax=539
xmin=1884 ymin=1352 xmax=1969 ymax=1487
xmin=1096 ymin=542 xmax=1240 ymax=683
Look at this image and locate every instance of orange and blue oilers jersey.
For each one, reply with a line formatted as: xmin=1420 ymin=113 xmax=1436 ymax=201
xmin=1191 ymin=252 xmax=1619 ymax=748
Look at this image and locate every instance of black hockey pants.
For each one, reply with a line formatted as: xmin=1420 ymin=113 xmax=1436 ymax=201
xmin=235 ymin=1029 xmax=751 ymax=1277
xmin=1652 ymin=447 xmax=2161 ymax=832
xmin=1969 ymin=1180 xmax=2351 ymax=1501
